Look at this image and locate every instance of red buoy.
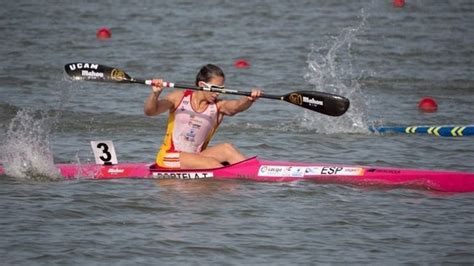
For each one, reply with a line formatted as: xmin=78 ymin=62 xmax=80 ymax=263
xmin=418 ymin=97 xmax=438 ymax=112
xmin=234 ymin=59 xmax=250 ymax=68
xmin=393 ymin=0 xmax=405 ymax=8
xmin=96 ymin=27 xmax=112 ymax=40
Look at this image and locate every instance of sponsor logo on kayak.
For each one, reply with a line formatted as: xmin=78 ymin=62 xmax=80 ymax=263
xmin=68 ymin=63 xmax=99 ymax=71
xmin=101 ymin=167 xmax=129 ymax=177
xmin=107 ymin=168 xmax=125 ymax=174
xmin=303 ymin=96 xmax=323 ymax=107
xmin=304 ymin=166 xmax=364 ymax=176
xmin=152 ymin=172 xmax=213 ymax=179
xmin=367 ymin=168 xmax=401 ymax=174
xmin=258 ymin=166 xmax=305 ymax=177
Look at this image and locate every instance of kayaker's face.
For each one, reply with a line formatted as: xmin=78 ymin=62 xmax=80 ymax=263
xmin=200 ymin=76 xmax=224 ymax=103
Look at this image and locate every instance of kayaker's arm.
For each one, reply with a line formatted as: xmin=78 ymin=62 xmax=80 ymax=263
xmin=218 ymin=88 xmax=261 ymax=116
xmin=144 ymin=79 xmax=178 ymax=116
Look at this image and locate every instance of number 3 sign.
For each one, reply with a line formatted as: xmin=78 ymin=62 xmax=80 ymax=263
xmin=90 ymin=140 xmax=118 ymax=165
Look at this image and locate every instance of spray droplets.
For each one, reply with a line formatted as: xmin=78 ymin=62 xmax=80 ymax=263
xmin=303 ymin=11 xmax=368 ymax=134
xmin=1 ymin=108 xmax=60 ymax=180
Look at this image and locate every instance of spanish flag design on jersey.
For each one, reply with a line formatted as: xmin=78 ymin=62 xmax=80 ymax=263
xmin=156 ymin=90 xmax=220 ymax=168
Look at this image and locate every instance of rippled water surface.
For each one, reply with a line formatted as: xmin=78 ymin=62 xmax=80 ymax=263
xmin=1 ymin=0 xmax=473 ymax=264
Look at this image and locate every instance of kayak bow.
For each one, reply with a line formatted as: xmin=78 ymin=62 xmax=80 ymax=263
xmin=2 ymin=157 xmax=473 ymax=193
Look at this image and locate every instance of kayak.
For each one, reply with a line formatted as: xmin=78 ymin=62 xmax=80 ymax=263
xmin=2 ymin=156 xmax=474 ymax=193
xmin=370 ymin=125 xmax=474 ymax=137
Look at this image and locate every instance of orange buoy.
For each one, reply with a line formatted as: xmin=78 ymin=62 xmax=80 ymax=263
xmin=393 ymin=0 xmax=405 ymax=8
xmin=96 ymin=27 xmax=111 ymax=39
xmin=234 ymin=59 xmax=250 ymax=68
xmin=418 ymin=97 xmax=438 ymax=112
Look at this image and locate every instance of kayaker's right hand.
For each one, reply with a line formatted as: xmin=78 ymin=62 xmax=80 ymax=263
xmin=151 ymin=79 xmax=164 ymax=94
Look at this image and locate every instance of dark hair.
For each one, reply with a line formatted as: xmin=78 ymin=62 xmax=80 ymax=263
xmin=195 ymin=64 xmax=225 ymax=86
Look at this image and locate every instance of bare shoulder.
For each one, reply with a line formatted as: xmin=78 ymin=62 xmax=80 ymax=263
xmin=163 ymin=90 xmax=185 ymax=105
xmin=216 ymin=98 xmax=233 ymax=116
xmin=216 ymin=98 xmax=228 ymax=110
xmin=165 ymin=89 xmax=185 ymax=99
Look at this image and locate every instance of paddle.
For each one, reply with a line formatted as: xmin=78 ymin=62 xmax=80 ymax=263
xmin=64 ymin=62 xmax=350 ymax=116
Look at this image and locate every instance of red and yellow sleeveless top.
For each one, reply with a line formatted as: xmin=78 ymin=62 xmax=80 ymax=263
xmin=156 ymin=90 xmax=220 ymax=168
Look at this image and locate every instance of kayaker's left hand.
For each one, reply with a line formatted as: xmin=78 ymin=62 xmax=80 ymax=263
xmin=247 ymin=88 xmax=262 ymax=102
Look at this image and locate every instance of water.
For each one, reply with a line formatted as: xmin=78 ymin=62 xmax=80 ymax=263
xmin=1 ymin=0 xmax=474 ymax=264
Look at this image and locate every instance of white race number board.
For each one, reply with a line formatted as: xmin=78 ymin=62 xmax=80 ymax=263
xmin=90 ymin=140 xmax=118 ymax=165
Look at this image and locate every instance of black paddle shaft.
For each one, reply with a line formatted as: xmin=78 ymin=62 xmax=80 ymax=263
xmin=64 ymin=62 xmax=350 ymax=116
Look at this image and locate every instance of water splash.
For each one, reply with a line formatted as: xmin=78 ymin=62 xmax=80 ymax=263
xmin=1 ymin=108 xmax=61 ymax=180
xmin=302 ymin=10 xmax=369 ymax=134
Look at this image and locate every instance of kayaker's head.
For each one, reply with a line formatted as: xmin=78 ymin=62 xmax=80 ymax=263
xmin=196 ymin=64 xmax=225 ymax=102
xmin=196 ymin=64 xmax=225 ymax=86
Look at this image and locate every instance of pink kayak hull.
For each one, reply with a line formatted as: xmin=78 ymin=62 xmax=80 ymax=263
xmin=1 ymin=156 xmax=474 ymax=193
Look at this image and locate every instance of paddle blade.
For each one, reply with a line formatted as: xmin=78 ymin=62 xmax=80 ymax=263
xmin=282 ymin=91 xmax=350 ymax=116
xmin=64 ymin=63 xmax=133 ymax=83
